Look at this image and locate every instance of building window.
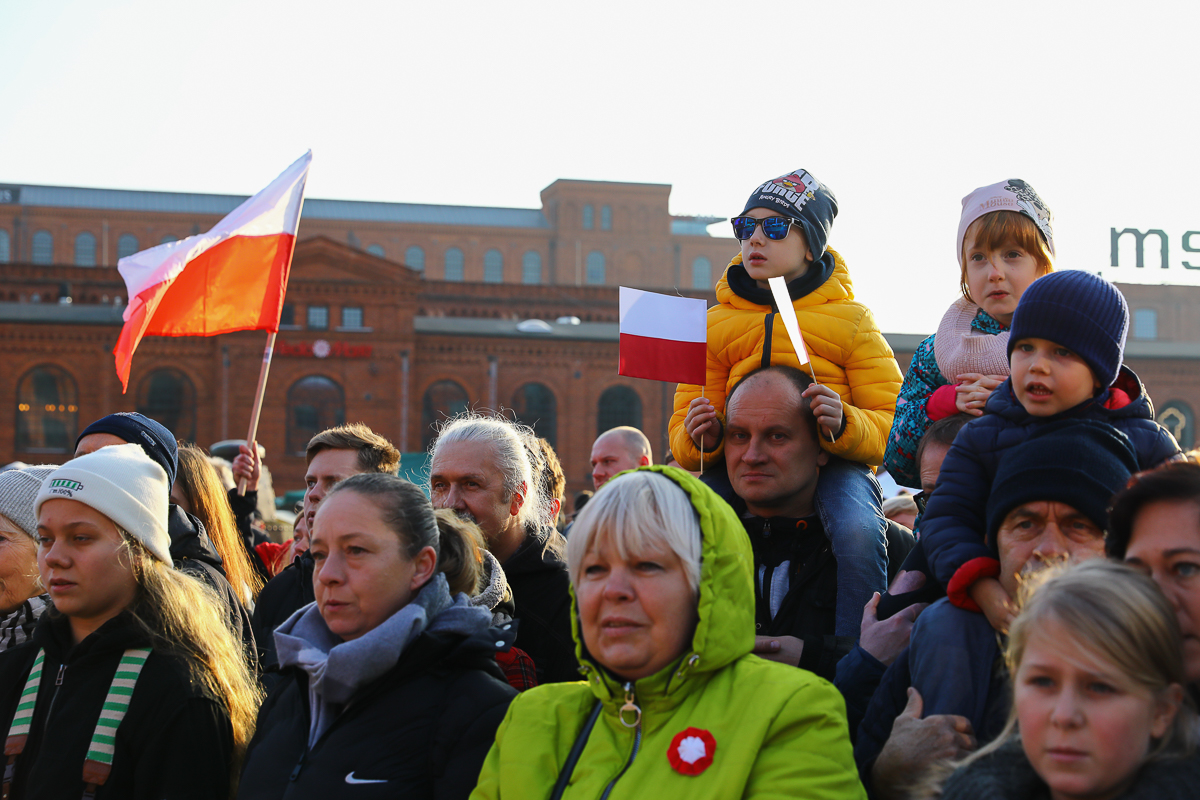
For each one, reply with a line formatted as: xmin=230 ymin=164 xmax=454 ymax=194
xmin=307 ymin=305 xmax=329 ymax=330
xmin=483 ymin=249 xmax=504 ymax=283
xmin=692 ymin=256 xmax=712 ymax=289
xmin=31 ymin=231 xmax=53 ymax=265
xmin=512 ymin=383 xmax=557 ymax=447
xmin=0 ymin=230 xmax=9 ymax=263
xmin=15 ymin=365 xmax=78 ymax=453
xmin=74 ymin=232 xmax=97 ymax=267
xmin=586 ymin=251 xmax=606 ymax=285
xmin=280 ymin=303 xmax=295 ymax=327
xmin=601 ymin=205 xmax=612 ymax=230
xmin=287 ymin=376 xmax=345 ymax=455
xmin=522 ymin=251 xmax=542 ymax=284
xmin=1133 ymin=308 xmax=1158 ymax=340
xmin=160 ymin=234 xmax=179 ymax=245
xmin=444 ymin=248 xmax=464 ymax=281
xmin=136 ymin=368 xmax=196 ymax=442
xmin=366 ymin=244 xmax=385 ymax=257
xmin=422 ymin=380 xmax=470 ymax=449
xmin=341 ymin=306 xmax=364 ymax=329
xmin=1158 ymin=401 xmax=1195 ymax=450
xmin=117 ymin=234 xmax=139 ymax=260
xmin=405 ymin=245 xmax=425 ymax=272
xmin=597 ymin=385 xmax=642 ymax=435
xmin=583 ymin=205 xmax=594 ymax=230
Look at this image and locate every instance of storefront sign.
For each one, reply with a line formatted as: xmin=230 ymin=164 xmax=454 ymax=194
xmin=277 ymin=339 xmax=373 ymax=359
xmin=1111 ymin=228 xmax=1200 ymax=270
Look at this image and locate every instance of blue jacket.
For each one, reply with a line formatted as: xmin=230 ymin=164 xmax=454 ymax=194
xmin=920 ymin=365 xmax=1179 ymax=598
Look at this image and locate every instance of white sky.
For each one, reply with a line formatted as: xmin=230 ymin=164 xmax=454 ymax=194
xmin=2 ymin=0 xmax=1197 ymax=334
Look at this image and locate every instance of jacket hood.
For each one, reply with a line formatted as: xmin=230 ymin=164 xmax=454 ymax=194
xmin=570 ymin=465 xmax=755 ymax=703
xmin=986 ymin=364 xmax=1153 ymax=424
xmin=166 ymin=504 xmax=224 ymax=569
xmin=715 ymin=247 xmax=853 ymax=312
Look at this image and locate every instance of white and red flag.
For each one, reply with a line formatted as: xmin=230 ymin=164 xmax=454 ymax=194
xmin=618 ymin=287 xmax=707 ymax=385
xmin=113 ymin=151 xmax=312 ymax=391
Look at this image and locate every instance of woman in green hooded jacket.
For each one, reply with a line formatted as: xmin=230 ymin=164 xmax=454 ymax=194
xmin=469 ymin=465 xmax=865 ymax=799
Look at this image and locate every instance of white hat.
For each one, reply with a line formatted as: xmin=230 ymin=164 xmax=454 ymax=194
xmin=0 ymin=466 xmax=57 ymax=540
xmin=35 ymin=443 xmax=172 ymax=564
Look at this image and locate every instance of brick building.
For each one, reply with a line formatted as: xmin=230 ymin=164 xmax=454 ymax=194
xmin=2 ymin=179 xmax=1198 ymax=504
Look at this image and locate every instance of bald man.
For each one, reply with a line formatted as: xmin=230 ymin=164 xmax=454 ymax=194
xmin=589 ymin=426 xmax=652 ymax=490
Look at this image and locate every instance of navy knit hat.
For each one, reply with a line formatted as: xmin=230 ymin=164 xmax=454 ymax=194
xmin=76 ymin=412 xmax=178 ymax=487
xmin=741 ymin=169 xmax=838 ymax=259
xmin=986 ymin=420 xmax=1139 ymax=547
xmin=1008 ymin=270 xmax=1129 ymax=390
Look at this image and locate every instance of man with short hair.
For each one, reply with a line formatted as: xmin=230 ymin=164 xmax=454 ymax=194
xmin=252 ymin=423 xmax=399 ymax=675
xmin=589 ymin=426 xmax=652 ymax=490
xmin=856 ymin=422 xmax=1139 ymax=800
xmin=429 ymin=415 xmax=575 ymax=683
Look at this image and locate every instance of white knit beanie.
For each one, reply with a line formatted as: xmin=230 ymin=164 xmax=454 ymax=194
xmin=34 ymin=443 xmax=172 ymax=564
xmin=0 ymin=466 xmax=57 ymax=540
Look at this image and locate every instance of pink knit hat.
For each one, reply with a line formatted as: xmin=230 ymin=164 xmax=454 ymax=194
xmin=956 ymin=179 xmax=1054 ymax=268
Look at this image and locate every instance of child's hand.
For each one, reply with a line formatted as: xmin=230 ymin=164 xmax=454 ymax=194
xmin=685 ymin=397 xmax=723 ymax=451
xmin=801 ymin=384 xmax=843 ymax=439
xmin=954 ymin=373 xmax=1005 ymax=417
xmin=969 ymin=577 xmax=1016 ymax=633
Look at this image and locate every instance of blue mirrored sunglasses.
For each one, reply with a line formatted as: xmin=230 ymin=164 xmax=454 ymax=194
xmin=730 ymin=215 xmax=800 ymax=241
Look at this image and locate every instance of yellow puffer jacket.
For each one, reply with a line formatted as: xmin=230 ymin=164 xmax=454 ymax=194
xmin=669 ymin=249 xmax=902 ymax=470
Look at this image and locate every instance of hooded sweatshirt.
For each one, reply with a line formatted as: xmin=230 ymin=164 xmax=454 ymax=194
xmin=469 ymin=466 xmax=865 ymax=800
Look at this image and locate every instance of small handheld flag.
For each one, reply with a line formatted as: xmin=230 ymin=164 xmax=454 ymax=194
xmin=618 ymin=288 xmax=707 ymax=385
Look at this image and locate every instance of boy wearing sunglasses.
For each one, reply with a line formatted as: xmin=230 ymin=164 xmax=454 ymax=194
xmin=668 ymin=168 xmax=903 ymax=643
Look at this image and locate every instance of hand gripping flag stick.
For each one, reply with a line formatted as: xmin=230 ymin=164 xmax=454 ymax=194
xmin=768 ymin=277 xmax=834 ymax=443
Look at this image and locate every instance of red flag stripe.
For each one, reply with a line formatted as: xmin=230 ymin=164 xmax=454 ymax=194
xmin=618 ymin=333 xmax=706 ymax=385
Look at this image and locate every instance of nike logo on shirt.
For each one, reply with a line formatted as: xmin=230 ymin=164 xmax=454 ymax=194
xmin=345 ymin=773 xmax=387 ymax=784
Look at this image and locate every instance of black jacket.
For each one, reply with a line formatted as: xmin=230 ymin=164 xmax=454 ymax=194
xmin=0 ymin=612 xmax=235 ymax=800
xmin=251 ymin=550 xmax=315 ymax=682
xmin=502 ymin=530 xmax=578 ymax=683
xmin=227 ymin=487 xmax=272 ymax=583
xmin=237 ymin=628 xmax=516 ymax=800
xmin=168 ymin=504 xmax=257 ymax=668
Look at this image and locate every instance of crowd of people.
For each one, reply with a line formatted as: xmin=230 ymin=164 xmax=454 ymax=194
xmin=1 ymin=168 xmax=1197 ymax=799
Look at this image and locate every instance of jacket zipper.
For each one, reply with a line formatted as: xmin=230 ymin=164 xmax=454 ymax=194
xmin=44 ymin=665 xmax=66 ymax=722
xmin=761 ymin=312 xmax=774 ymax=369
xmin=599 ymin=683 xmax=642 ymax=800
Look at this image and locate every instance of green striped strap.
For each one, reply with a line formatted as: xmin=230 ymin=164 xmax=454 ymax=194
xmin=6 ymin=650 xmax=44 ymax=742
xmin=84 ymin=648 xmax=150 ymax=767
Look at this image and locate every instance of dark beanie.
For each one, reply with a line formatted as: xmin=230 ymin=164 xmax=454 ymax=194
xmin=741 ymin=169 xmax=838 ymax=259
xmin=1007 ymin=270 xmax=1129 ymax=390
xmin=76 ymin=412 xmax=178 ymax=487
xmin=986 ymin=420 xmax=1138 ymax=547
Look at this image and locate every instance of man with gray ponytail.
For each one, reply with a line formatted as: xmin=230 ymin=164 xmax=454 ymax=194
xmin=429 ymin=414 xmax=576 ymax=683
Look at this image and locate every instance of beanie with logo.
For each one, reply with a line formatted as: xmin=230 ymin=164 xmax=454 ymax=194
xmin=956 ymin=179 xmax=1055 ymax=269
xmin=741 ymin=168 xmax=838 ymax=260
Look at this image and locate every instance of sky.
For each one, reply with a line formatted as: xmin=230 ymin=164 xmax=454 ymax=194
xmin=2 ymin=0 xmax=1197 ymax=334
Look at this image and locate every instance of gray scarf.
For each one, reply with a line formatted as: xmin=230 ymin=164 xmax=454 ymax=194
xmin=274 ymin=573 xmax=493 ymax=747
xmin=1 ymin=595 xmax=47 ymax=651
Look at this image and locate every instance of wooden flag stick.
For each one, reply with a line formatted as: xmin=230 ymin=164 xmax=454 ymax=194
xmin=237 ymin=332 xmax=277 ymax=496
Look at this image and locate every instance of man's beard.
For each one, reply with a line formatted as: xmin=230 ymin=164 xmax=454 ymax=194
xmin=452 ymin=508 xmax=478 ymax=525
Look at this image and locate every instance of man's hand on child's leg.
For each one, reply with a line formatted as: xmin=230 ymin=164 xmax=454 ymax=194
xmin=969 ymin=577 xmax=1016 ymax=633
xmin=686 ymin=396 xmax=723 ymax=451
xmin=802 ymin=384 xmax=844 ymax=439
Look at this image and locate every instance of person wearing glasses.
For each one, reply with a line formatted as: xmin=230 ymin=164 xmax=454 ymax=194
xmin=669 ymin=168 xmax=903 ymax=644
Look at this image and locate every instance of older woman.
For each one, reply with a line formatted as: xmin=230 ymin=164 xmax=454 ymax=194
xmin=0 ymin=466 xmax=54 ymax=650
xmin=237 ymin=474 xmax=517 ymax=800
xmin=470 ymin=466 xmax=864 ymax=799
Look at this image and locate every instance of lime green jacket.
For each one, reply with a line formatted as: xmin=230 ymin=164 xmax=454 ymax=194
xmin=469 ymin=466 xmax=866 ymax=800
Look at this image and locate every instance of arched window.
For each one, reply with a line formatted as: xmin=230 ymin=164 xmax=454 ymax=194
xmin=366 ymin=244 xmax=385 ymax=258
xmin=444 ymin=248 xmax=464 ymax=281
xmin=1158 ymin=401 xmax=1195 ymax=450
xmin=136 ymin=368 xmax=196 ymax=442
xmin=483 ymin=249 xmax=504 ymax=283
xmin=0 ymin=230 xmax=9 ymax=263
xmin=160 ymin=234 xmax=179 ymax=245
xmin=601 ymin=205 xmax=612 ymax=230
xmin=586 ymin=251 xmax=606 ymax=285
xmin=582 ymin=205 xmax=594 ymax=230
xmin=31 ymin=231 xmax=53 ymax=265
xmin=117 ymin=234 xmax=140 ymax=260
xmin=597 ymin=385 xmax=642 ymax=435
xmin=74 ymin=232 xmax=97 ymax=267
xmin=512 ymin=383 xmax=557 ymax=447
xmin=287 ymin=376 xmax=345 ymax=455
xmin=522 ymin=251 xmax=542 ymax=284
xmin=692 ymin=256 xmax=712 ymax=289
xmin=422 ymin=380 xmax=470 ymax=449
xmin=405 ymin=245 xmax=425 ymax=272
xmin=15 ymin=365 xmax=78 ymax=453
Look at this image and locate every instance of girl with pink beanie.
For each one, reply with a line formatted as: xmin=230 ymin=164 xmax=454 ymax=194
xmin=883 ymin=180 xmax=1056 ymax=488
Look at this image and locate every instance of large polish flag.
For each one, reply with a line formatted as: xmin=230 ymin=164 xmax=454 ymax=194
xmin=113 ymin=152 xmax=311 ymax=391
xmin=618 ymin=287 xmax=707 ymax=385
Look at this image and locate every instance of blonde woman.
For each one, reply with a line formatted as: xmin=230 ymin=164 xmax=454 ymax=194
xmin=0 ymin=444 xmax=260 ymax=799
xmin=0 ymin=466 xmax=54 ymax=650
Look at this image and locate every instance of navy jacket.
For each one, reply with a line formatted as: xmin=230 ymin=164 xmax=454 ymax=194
xmin=920 ymin=366 xmax=1179 ymax=594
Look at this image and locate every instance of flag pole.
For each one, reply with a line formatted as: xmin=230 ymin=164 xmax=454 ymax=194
xmin=237 ymin=332 xmax=276 ymax=496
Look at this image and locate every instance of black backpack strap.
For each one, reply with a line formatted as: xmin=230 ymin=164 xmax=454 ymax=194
xmin=548 ymin=700 xmax=602 ymax=800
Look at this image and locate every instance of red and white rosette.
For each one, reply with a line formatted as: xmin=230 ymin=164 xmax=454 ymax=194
xmin=667 ymin=727 xmax=716 ymax=776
